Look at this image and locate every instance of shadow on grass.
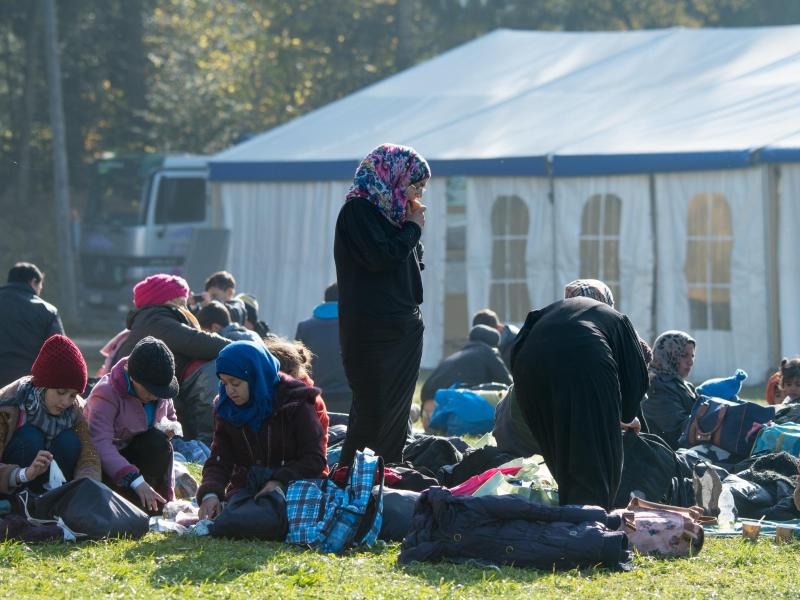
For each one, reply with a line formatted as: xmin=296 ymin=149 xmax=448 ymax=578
xmin=123 ymin=535 xmax=295 ymax=587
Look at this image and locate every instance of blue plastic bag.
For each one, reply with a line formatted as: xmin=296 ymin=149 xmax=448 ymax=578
xmin=428 ymin=386 xmax=496 ymax=436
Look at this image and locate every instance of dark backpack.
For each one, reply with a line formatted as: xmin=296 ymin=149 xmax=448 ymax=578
xmin=614 ymin=432 xmax=678 ymax=508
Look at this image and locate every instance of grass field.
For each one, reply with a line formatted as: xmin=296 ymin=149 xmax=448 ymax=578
xmin=0 ymin=533 xmax=798 ymax=599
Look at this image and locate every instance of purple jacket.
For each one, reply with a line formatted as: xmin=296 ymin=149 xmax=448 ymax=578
xmin=84 ymin=358 xmax=178 ymax=497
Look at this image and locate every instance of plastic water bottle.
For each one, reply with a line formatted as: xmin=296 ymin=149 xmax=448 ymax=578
xmin=718 ymin=488 xmax=736 ymax=530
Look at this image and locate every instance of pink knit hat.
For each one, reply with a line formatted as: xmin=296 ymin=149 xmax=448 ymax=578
xmin=133 ymin=274 xmax=190 ymax=308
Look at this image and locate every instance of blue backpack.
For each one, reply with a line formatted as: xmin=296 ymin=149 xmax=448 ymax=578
xmin=285 ymin=448 xmax=384 ymax=553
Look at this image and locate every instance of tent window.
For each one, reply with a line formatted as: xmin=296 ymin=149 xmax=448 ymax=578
xmin=685 ymin=193 xmax=732 ymax=331
xmin=579 ymin=194 xmax=621 ymax=305
xmin=490 ymin=195 xmax=530 ymax=324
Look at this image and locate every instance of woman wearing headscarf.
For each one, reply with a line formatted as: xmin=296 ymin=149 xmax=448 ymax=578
xmin=640 ymin=331 xmax=697 ymax=450
xmin=334 ymin=144 xmax=430 ymax=466
xmin=196 ymin=341 xmax=325 ymax=520
xmin=510 ymin=283 xmax=649 ymax=510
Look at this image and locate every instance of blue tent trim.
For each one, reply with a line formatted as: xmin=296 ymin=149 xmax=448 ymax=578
xmin=550 ymin=150 xmax=757 ymax=177
xmin=208 ymin=156 xmax=549 ymax=182
xmin=760 ymin=147 xmax=800 ymax=164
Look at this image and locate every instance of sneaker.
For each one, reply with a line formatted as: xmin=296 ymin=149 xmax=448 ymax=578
xmin=693 ymin=465 xmax=723 ymax=516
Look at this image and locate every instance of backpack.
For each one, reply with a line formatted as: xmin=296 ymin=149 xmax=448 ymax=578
xmin=679 ymin=396 xmax=775 ymax=456
xmin=614 ymin=432 xmax=678 ymax=508
xmin=286 ymin=448 xmax=384 ymax=553
xmin=752 ymin=423 xmax=800 ymax=458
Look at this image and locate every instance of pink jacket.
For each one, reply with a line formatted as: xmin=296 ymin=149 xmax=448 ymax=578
xmin=84 ymin=358 xmax=178 ymax=491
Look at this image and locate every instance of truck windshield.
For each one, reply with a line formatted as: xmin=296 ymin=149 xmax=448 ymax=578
xmin=85 ymin=157 xmax=155 ymax=226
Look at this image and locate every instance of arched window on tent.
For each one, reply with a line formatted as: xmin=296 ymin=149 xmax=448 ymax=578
xmin=579 ymin=194 xmax=621 ymax=305
xmin=490 ymin=195 xmax=530 ymax=325
xmin=685 ymin=193 xmax=732 ymax=331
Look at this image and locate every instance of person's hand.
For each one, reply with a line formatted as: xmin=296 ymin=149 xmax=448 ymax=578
xmin=255 ymin=479 xmax=284 ymax=499
xmin=25 ymin=450 xmax=53 ymax=480
xmin=133 ymin=480 xmax=167 ymax=512
xmin=198 ymin=495 xmax=221 ymax=520
xmin=407 ymin=203 xmax=426 ymax=229
xmin=621 ymin=417 xmax=641 ymax=434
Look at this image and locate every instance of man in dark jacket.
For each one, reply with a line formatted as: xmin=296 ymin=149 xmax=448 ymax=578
xmin=295 ymin=283 xmax=352 ymax=414
xmin=420 ymin=324 xmax=512 ymax=425
xmin=472 ymin=308 xmax=518 ymax=369
xmin=0 ymin=263 xmax=64 ymax=386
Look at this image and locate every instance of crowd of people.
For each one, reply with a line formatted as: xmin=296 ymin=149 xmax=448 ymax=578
xmin=0 ymin=143 xmax=798 ymax=549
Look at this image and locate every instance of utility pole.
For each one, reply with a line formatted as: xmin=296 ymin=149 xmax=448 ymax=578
xmin=41 ymin=0 xmax=78 ymax=323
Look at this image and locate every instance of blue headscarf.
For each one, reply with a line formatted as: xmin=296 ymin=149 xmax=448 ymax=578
xmin=216 ymin=341 xmax=280 ymax=432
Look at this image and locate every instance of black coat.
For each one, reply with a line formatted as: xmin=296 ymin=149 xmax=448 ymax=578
xmin=114 ymin=304 xmax=230 ymax=379
xmin=421 ymin=341 xmax=511 ymax=402
xmin=511 ymin=297 xmax=648 ymax=509
xmin=640 ymin=374 xmax=698 ymax=450
xmin=0 ymin=283 xmax=64 ymax=386
xmin=399 ymin=487 xmax=630 ymax=571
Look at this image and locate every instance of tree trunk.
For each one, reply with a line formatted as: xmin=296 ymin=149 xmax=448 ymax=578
xmin=41 ymin=0 xmax=78 ymax=324
xmin=17 ymin=3 xmax=40 ymax=207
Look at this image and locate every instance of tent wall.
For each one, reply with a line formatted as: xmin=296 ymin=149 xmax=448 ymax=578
xmin=216 ymin=179 xmax=447 ymax=370
xmin=654 ymin=168 xmax=769 ymax=383
xmin=779 ymin=165 xmax=800 ymax=360
xmin=553 ymin=176 xmax=654 ymax=343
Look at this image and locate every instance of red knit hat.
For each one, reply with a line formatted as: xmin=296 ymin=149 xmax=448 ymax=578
xmin=133 ymin=274 xmax=190 ymax=309
xmin=31 ymin=335 xmax=88 ymax=393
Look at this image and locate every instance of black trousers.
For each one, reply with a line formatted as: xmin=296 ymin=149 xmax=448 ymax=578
xmin=339 ymin=316 xmax=423 ymax=466
xmin=113 ymin=428 xmax=173 ymax=512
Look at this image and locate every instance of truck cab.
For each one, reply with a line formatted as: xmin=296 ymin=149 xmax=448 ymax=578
xmin=80 ymin=153 xmax=210 ymax=312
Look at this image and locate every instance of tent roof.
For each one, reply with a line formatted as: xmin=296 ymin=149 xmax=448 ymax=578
xmin=210 ymin=26 xmax=800 ymax=180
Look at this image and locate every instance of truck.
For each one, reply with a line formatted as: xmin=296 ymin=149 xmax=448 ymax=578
xmin=79 ymin=153 xmax=218 ymax=313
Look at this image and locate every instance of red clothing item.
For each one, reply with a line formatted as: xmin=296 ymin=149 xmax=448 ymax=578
xmin=299 ymin=374 xmax=330 ymax=463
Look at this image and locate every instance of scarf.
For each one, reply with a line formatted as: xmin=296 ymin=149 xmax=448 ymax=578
xmin=216 ymin=341 xmax=280 ymax=432
xmin=650 ymin=330 xmax=696 ymax=379
xmin=564 ymin=279 xmax=615 ymax=308
xmin=1 ymin=377 xmax=76 ymax=445
xmin=346 ymin=143 xmax=431 ymax=227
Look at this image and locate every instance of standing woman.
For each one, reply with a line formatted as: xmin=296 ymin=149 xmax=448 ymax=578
xmin=334 ymin=144 xmax=430 ymax=466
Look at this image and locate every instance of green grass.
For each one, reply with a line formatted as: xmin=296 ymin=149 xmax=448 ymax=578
xmin=0 ymin=534 xmax=798 ymax=598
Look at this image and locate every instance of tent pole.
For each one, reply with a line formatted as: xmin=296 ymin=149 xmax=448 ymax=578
xmin=764 ymin=164 xmax=781 ymax=373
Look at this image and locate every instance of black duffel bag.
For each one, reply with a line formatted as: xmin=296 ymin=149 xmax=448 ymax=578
xmin=614 ymin=431 xmax=678 ymax=508
xmin=23 ymin=477 xmax=149 ymax=539
xmin=208 ymin=488 xmax=288 ymax=540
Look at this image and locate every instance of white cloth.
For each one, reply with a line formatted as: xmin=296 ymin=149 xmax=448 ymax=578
xmin=654 ymin=168 xmax=768 ymax=383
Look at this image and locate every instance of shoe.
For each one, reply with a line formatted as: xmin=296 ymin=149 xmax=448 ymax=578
xmin=693 ymin=465 xmax=723 ymax=516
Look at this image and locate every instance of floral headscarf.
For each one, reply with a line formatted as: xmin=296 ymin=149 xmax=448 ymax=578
xmin=650 ymin=330 xmax=696 ymax=379
xmin=564 ymin=279 xmax=615 ymax=308
xmin=346 ymin=144 xmax=431 ymax=227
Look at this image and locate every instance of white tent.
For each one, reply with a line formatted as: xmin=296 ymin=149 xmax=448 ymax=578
xmin=210 ymin=26 xmax=800 ymax=382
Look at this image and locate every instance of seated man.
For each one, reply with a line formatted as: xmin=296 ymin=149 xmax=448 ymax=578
xmin=190 ymin=271 xmax=247 ymax=325
xmin=472 ymin=308 xmax=518 ymax=370
xmin=0 ymin=262 xmax=65 ymax=387
xmin=294 ymin=283 xmax=351 ymax=414
xmin=197 ymin=300 xmax=262 ymax=343
xmin=420 ymin=324 xmax=512 ymax=426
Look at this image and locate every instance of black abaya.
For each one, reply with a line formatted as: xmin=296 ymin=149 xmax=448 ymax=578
xmin=511 ymin=297 xmax=648 ymax=509
xmin=334 ymin=197 xmax=424 ymax=466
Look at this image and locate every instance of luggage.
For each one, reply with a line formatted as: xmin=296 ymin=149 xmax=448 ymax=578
xmin=613 ymin=497 xmax=711 ymax=558
xmin=437 ymin=446 xmax=517 ymax=488
xmin=679 ymin=396 xmax=775 ymax=456
xmin=428 ymin=386 xmax=495 ymax=436
xmin=752 ymin=423 xmax=800 ymax=457
xmin=22 ymin=478 xmax=149 ymax=539
xmin=614 ymin=432 xmax=677 ymax=508
xmin=403 ymin=435 xmax=464 ymax=473
xmin=286 ymin=448 xmax=384 ymax=553
xmin=379 ymin=489 xmax=420 ymax=542
xmin=208 ymin=488 xmax=288 ymax=540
